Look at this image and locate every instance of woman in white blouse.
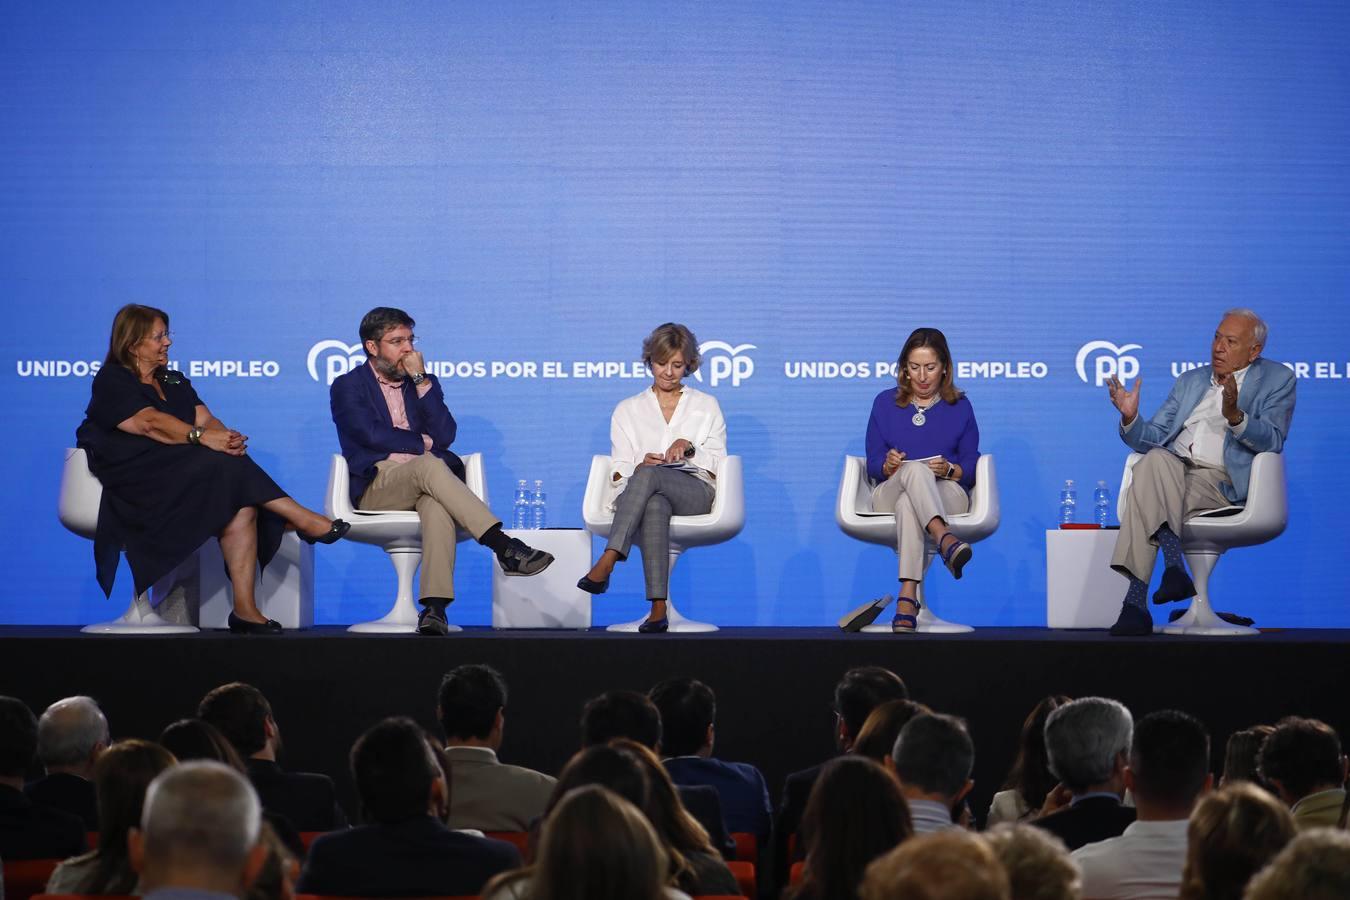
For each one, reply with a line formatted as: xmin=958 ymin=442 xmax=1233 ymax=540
xmin=577 ymin=323 xmax=728 ymax=633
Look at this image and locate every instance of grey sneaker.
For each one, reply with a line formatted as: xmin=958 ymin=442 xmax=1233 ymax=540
xmin=497 ymin=538 xmax=555 ymax=576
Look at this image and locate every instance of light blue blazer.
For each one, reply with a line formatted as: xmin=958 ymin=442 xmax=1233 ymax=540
xmin=1120 ymin=357 xmax=1295 ymax=504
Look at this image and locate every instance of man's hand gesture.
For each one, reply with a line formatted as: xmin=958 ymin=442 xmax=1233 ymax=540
xmin=1219 ymin=373 xmax=1242 ymax=425
xmin=1108 ymin=375 xmax=1141 ymax=426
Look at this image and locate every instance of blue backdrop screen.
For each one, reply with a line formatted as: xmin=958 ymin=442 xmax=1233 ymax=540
xmin=4 ymin=1 xmax=1347 ymax=627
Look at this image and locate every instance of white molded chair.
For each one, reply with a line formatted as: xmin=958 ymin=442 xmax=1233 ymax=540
xmin=1117 ymin=451 xmax=1286 ymax=636
xmin=836 ymin=454 xmax=1000 ymax=633
xmin=58 ymin=448 xmax=199 ymax=634
xmin=325 ymin=453 xmax=486 ymax=633
xmin=582 ymin=456 xmax=745 ymax=633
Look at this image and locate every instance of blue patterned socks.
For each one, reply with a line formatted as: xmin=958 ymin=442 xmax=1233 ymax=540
xmin=1155 ymin=525 xmax=1183 ymax=569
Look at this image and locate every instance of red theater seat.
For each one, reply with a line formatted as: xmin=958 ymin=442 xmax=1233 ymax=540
xmin=729 ymin=831 xmax=756 ymax=861
xmin=484 ymin=831 xmax=531 ymax=854
xmin=3 ymin=860 xmax=62 ymax=900
xmin=299 ymin=831 xmax=323 ymax=852
xmin=790 ymin=860 xmax=805 ymax=885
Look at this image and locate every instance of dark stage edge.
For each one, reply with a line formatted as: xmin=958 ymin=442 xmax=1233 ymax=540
xmin=4 ymin=626 xmax=1349 ymax=826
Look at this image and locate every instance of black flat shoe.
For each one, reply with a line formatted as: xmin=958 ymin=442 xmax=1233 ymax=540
xmin=301 ymin=519 xmax=351 ymax=545
xmin=1108 ymin=603 xmax=1153 ymax=637
xmin=638 ymin=616 xmax=669 ymax=634
xmin=577 ymin=575 xmax=610 ymax=595
xmin=227 ymin=612 xmax=283 ymax=635
xmin=1152 ymin=565 xmax=1197 ymax=604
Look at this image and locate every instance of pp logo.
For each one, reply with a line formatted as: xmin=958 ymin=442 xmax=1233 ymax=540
xmin=1076 ymin=340 xmax=1141 ymax=387
xmin=307 ymin=340 xmax=365 ymax=386
xmin=694 ymin=341 xmax=756 ymax=388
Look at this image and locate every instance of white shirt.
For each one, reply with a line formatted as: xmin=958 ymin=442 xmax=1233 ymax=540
xmin=607 ymin=385 xmax=727 ymax=503
xmin=1172 ymin=365 xmax=1250 ymax=469
xmin=907 ymin=798 xmax=959 ymax=834
xmin=1071 ymin=818 xmax=1189 ymax=900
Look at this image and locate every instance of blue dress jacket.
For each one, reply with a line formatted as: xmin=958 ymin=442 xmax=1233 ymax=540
xmin=330 ymin=362 xmax=464 ymax=506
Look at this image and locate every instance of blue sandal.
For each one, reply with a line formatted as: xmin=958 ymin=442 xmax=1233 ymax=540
xmin=892 ymin=599 xmax=920 ymax=633
xmin=938 ymin=533 xmax=972 ymax=580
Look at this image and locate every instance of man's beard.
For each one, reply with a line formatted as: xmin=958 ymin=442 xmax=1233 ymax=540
xmin=374 ymin=357 xmax=403 ymax=380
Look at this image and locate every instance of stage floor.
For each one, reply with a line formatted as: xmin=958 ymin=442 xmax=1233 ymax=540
xmin=4 ymin=626 xmax=1348 ymax=826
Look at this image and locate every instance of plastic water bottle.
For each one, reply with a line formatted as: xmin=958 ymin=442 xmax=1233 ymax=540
xmin=531 ymin=480 xmax=547 ymax=530
xmin=1058 ymin=479 xmax=1077 ymax=526
xmin=1093 ymin=480 xmax=1112 ymax=528
xmin=512 ymin=480 xmax=530 ymax=530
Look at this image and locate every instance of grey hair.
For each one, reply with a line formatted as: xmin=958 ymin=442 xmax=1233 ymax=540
xmin=1224 ymin=308 xmax=1268 ymax=347
xmin=142 ymin=760 xmax=262 ymax=872
xmin=1044 ymin=697 xmax=1133 ymax=793
xmin=38 ymin=696 xmax=109 ymax=767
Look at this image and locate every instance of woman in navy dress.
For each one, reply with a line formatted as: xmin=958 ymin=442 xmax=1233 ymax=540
xmin=76 ymin=304 xmax=348 ymax=634
xmin=850 ymin=327 xmax=980 ymax=633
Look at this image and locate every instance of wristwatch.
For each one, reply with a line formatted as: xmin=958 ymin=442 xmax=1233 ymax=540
xmin=682 ymin=442 xmax=697 ymax=459
xmin=409 ymin=372 xmax=426 ymax=386
xmin=945 ymin=462 xmax=956 ymax=480
xmin=187 ymin=426 xmax=204 ymax=445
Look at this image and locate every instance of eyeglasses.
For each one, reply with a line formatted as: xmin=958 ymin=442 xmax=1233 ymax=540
xmin=148 ymin=331 xmax=173 ymax=343
xmin=382 ymin=334 xmax=417 ymax=348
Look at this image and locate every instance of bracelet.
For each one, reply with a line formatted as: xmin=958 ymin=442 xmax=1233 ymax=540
xmin=187 ymin=426 xmax=204 ymax=445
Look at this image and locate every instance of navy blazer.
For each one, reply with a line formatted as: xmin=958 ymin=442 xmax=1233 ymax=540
xmin=666 ymin=756 xmax=772 ymax=842
xmin=330 ymin=362 xmax=465 ymax=506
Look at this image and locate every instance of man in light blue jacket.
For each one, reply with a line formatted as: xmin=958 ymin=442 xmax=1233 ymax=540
xmin=1105 ymin=309 xmax=1296 ymax=636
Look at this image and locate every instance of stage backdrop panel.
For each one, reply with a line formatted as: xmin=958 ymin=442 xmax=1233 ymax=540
xmin=3 ymin=1 xmax=1347 ymax=627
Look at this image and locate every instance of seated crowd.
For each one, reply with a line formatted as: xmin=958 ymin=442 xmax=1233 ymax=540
xmin=2 ymin=665 xmax=1349 ymax=900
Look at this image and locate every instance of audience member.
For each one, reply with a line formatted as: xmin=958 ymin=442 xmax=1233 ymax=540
xmin=0 ymin=694 xmax=86 ymax=860
xmin=27 ymin=695 xmax=109 ymax=829
xmin=580 ymin=689 xmax=732 ymax=857
xmin=438 ymin=664 xmax=555 ymax=831
xmin=1035 ymin=697 xmax=1136 ymax=850
xmin=984 ymin=823 xmax=1081 ymax=900
xmin=851 ymin=699 xmax=932 ymax=764
xmin=297 ymin=717 xmax=519 ymax=897
xmin=859 ymin=830 xmax=1011 ymax=900
xmin=1179 ymin=781 xmax=1295 ymax=900
xmin=775 ymin=667 xmax=908 ymax=885
xmin=484 ymin=784 xmax=689 ymax=900
xmin=1072 ymin=710 xmax=1212 ymax=900
xmin=889 ymin=712 xmax=975 ymax=834
xmin=1241 ymin=828 xmax=1350 ymax=900
xmin=989 ymin=695 xmax=1071 ymax=827
xmin=198 ymin=682 xmax=347 ymax=831
xmin=1219 ymin=726 xmax=1274 ymax=790
xmin=650 ymin=676 xmax=772 ymax=843
xmin=47 ymin=739 xmax=175 ymax=895
xmin=128 ymin=761 xmax=268 ymax=900
xmin=614 ymin=739 xmax=740 ymax=897
xmin=786 ymin=756 xmax=911 ymax=900
xmin=159 ymin=719 xmax=248 ymax=771
xmin=159 ymin=718 xmax=303 ymax=858
xmin=1257 ymin=716 xmax=1348 ymax=830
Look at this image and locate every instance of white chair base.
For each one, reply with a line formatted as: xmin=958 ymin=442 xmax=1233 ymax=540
xmin=1159 ymin=549 xmax=1258 ymax=636
xmin=607 ymin=601 xmax=717 ymax=633
xmin=347 ymin=546 xmax=462 ymax=634
xmin=81 ymin=595 xmax=199 ymax=635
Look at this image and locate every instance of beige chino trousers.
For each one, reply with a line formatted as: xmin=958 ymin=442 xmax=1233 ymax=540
xmin=871 ymin=461 xmax=970 ymax=582
xmin=358 ymin=454 xmax=499 ymax=600
xmin=1110 ymin=447 xmax=1231 ymax=583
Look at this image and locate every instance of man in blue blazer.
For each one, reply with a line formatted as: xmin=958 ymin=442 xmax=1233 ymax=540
xmin=330 ymin=307 xmax=552 ymax=635
xmin=1105 ymin=309 xmax=1295 ymax=635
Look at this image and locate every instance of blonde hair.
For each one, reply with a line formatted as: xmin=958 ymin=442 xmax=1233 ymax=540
xmin=984 ymin=824 xmax=1081 ymax=900
xmin=860 ymin=830 xmax=1011 ymax=900
xmin=484 ymin=785 xmax=669 ymax=900
xmin=1242 ymin=828 xmax=1350 ymax=900
xmin=1180 ymin=782 xmax=1296 ymax=900
xmin=641 ymin=323 xmax=701 ymax=374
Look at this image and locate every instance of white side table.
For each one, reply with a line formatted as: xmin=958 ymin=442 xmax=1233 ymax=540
xmin=1046 ymin=528 xmax=1122 ymax=628
xmin=493 ymin=528 xmax=592 ymax=629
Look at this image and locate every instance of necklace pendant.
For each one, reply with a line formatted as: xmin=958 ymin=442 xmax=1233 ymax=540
xmin=911 ymin=412 xmax=926 ymax=427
